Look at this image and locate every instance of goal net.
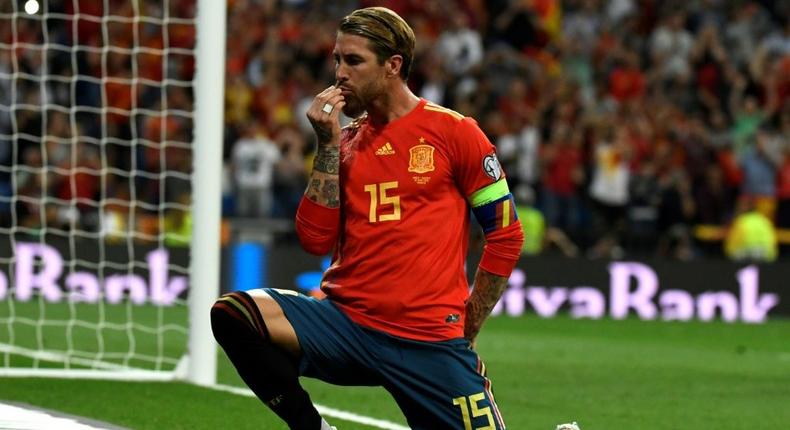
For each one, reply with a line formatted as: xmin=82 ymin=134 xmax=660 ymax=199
xmin=0 ymin=0 xmax=223 ymax=382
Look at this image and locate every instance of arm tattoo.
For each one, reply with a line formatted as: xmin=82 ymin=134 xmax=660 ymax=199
xmin=465 ymin=268 xmax=509 ymax=343
xmin=313 ymin=145 xmax=339 ymax=174
xmin=305 ymin=145 xmax=340 ymax=208
xmin=307 ymin=178 xmax=321 ymax=202
xmin=321 ymin=180 xmax=340 ymax=207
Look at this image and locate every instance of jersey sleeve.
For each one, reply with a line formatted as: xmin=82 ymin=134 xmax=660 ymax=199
xmin=451 ymin=118 xmax=524 ymax=277
xmin=451 ymin=118 xmax=504 ymax=196
xmin=295 ymin=196 xmax=339 ymax=255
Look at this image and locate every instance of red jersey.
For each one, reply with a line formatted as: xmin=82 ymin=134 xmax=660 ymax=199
xmin=297 ymin=99 xmax=522 ymax=341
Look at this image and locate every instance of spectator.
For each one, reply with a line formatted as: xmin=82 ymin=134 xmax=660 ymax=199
xmin=272 ymin=127 xmax=308 ymax=219
xmin=540 ymin=123 xmax=584 ymax=238
xmin=588 ymin=124 xmax=631 ymax=258
xmin=725 ymin=198 xmax=778 ymax=262
xmin=608 ymin=50 xmax=646 ymax=104
xmin=739 ymin=130 xmax=780 ymax=219
xmin=626 ymin=159 xmax=660 ymax=254
xmin=689 ymin=24 xmax=729 ymax=113
xmin=656 ymin=169 xmax=696 ymax=260
xmin=694 ymin=164 xmax=731 ymax=225
xmin=231 ymin=122 xmax=281 ymax=218
xmin=760 ymin=17 xmax=790 ymax=57
xmin=650 ymin=11 xmax=694 ymax=81
xmin=725 ymin=2 xmax=773 ymax=68
xmin=434 ymin=10 xmax=483 ymax=77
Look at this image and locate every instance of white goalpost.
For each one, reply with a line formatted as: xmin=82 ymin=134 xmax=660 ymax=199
xmin=189 ymin=0 xmax=225 ymax=386
xmin=0 ymin=0 xmax=225 ymax=385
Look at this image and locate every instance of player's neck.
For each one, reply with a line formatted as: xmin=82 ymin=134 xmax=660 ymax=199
xmin=366 ymin=83 xmax=420 ymax=127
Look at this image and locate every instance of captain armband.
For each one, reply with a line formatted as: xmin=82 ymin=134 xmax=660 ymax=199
xmin=469 ymin=179 xmax=518 ymax=234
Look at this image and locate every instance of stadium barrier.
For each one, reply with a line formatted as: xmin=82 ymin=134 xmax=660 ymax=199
xmin=264 ymin=245 xmax=789 ymax=322
xmin=2 ymin=240 xmax=786 ymax=322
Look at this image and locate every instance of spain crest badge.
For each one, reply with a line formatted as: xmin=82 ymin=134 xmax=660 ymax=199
xmin=408 ymin=140 xmax=435 ymax=174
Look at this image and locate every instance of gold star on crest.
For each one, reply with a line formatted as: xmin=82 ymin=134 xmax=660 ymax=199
xmin=419 ymin=137 xmax=425 ymax=143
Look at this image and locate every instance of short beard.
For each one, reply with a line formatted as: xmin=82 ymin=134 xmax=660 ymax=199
xmin=342 ymin=79 xmax=387 ymax=119
xmin=342 ymin=96 xmax=366 ymax=119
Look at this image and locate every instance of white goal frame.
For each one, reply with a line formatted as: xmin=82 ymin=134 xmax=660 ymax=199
xmin=188 ymin=0 xmax=226 ymax=387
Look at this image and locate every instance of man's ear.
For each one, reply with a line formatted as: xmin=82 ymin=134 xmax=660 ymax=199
xmin=386 ymin=55 xmax=403 ymax=78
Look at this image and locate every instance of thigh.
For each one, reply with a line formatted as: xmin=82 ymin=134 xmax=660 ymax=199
xmin=377 ymin=336 xmax=507 ymax=430
xmin=259 ymin=288 xmax=380 ymax=386
xmin=247 ymin=288 xmax=301 ymax=356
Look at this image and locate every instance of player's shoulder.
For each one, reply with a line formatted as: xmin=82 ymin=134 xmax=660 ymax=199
xmin=420 ymin=100 xmax=467 ymax=123
xmin=420 ymin=101 xmax=485 ymax=138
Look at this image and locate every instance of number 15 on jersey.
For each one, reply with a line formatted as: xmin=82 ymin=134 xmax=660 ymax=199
xmin=364 ymin=181 xmax=401 ymax=223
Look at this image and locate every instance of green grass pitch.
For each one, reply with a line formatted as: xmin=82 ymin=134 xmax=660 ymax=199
xmin=1 ymin=301 xmax=789 ymax=429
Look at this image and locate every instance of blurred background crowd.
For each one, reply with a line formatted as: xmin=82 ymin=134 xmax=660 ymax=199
xmin=1 ymin=0 xmax=789 ymax=260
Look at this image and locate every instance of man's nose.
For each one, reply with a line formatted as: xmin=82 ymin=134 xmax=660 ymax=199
xmin=335 ymin=64 xmax=349 ymax=83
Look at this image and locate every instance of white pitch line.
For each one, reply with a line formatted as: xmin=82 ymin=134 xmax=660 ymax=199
xmin=0 ymin=402 xmax=125 ymax=430
xmin=211 ymin=383 xmax=410 ymax=430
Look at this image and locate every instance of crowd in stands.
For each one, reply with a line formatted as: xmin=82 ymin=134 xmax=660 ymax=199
xmin=2 ymin=0 xmax=789 ymax=260
xmin=222 ymin=0 xmax=790 ymax=260
xmin=0 ymin=0 xmax=196 ymax=242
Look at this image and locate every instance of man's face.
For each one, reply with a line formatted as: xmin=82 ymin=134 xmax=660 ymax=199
xmin=333 ymin=33 xmax=389 ymax=118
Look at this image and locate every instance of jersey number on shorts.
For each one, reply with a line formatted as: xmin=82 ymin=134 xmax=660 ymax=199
xmin=452 ymin=392 xmax=495 ymax=430
xmin=364 ymin=181 xmax=401 ymax=223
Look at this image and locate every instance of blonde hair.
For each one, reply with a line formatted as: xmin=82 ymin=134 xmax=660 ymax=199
xmin=339 ymin=7 xmax=416 ymax=80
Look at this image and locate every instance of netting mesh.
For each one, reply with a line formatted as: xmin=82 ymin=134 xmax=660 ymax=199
xmin=0 ymin=0 xmax=196 ymax=373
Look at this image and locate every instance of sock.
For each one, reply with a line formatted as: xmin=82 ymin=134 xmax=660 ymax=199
xmin=211 ymin=291 xmax=322 ymax=430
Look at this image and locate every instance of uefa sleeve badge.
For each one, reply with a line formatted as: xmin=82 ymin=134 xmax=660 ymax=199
xmin=482 ymin=153 xmax=502 ymax=181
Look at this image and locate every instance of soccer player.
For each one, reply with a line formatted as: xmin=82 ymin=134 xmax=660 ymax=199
xmin=211 ymin=7 xmax=523 ymax=430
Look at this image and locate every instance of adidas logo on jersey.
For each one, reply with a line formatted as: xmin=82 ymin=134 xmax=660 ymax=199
xmin=375 ymin=142 xmax=395 ymax=155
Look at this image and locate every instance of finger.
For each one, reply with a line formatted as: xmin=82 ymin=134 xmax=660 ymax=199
xmin=322 ymin=94 xmax=345 ymax=113
xmin=316 ymin=86 xmax=341 ymax=102
xmin=317 ymin=84 xmax=339 ymax=97
xmin=329 ymin=100 xmax=346 ymax=121
xmin=313 ymin=89 xmax=342 ymax=116
xmin=323 ymin=96 xmax=346 ymax=118
xmin=308 ymin=93 xmax=339 ymax=120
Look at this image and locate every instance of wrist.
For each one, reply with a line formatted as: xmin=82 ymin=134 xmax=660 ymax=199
xmin=316 ymin=138 xmax=340 ymax=148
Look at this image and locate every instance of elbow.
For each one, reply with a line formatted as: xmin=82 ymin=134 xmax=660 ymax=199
xmin=299 ymin=237 xmax=334 ymax=256
xmin=295 ymin=222 xmax=335 ymax=256
xmin=294 ymin=196 xmax=340 ymax=256
xmin=488 ymin=222 xmax=524 ymax=250
xmin=480 ymin=223 xmax=524 ymax=276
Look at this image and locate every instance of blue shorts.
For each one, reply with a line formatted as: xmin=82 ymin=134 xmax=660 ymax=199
xmin=265 ymin=288 xmax=506 ymax=430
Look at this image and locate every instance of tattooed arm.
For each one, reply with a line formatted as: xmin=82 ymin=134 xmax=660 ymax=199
xmin=303 ymin=84 xmax=345 ymax=208
xmin=465 ymin=267 xmax=509 ymax=347
xmin=305 ymin=145 xmax=340 ymax=208
xmin=293 ymin=84 xmax=346 ymax=255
